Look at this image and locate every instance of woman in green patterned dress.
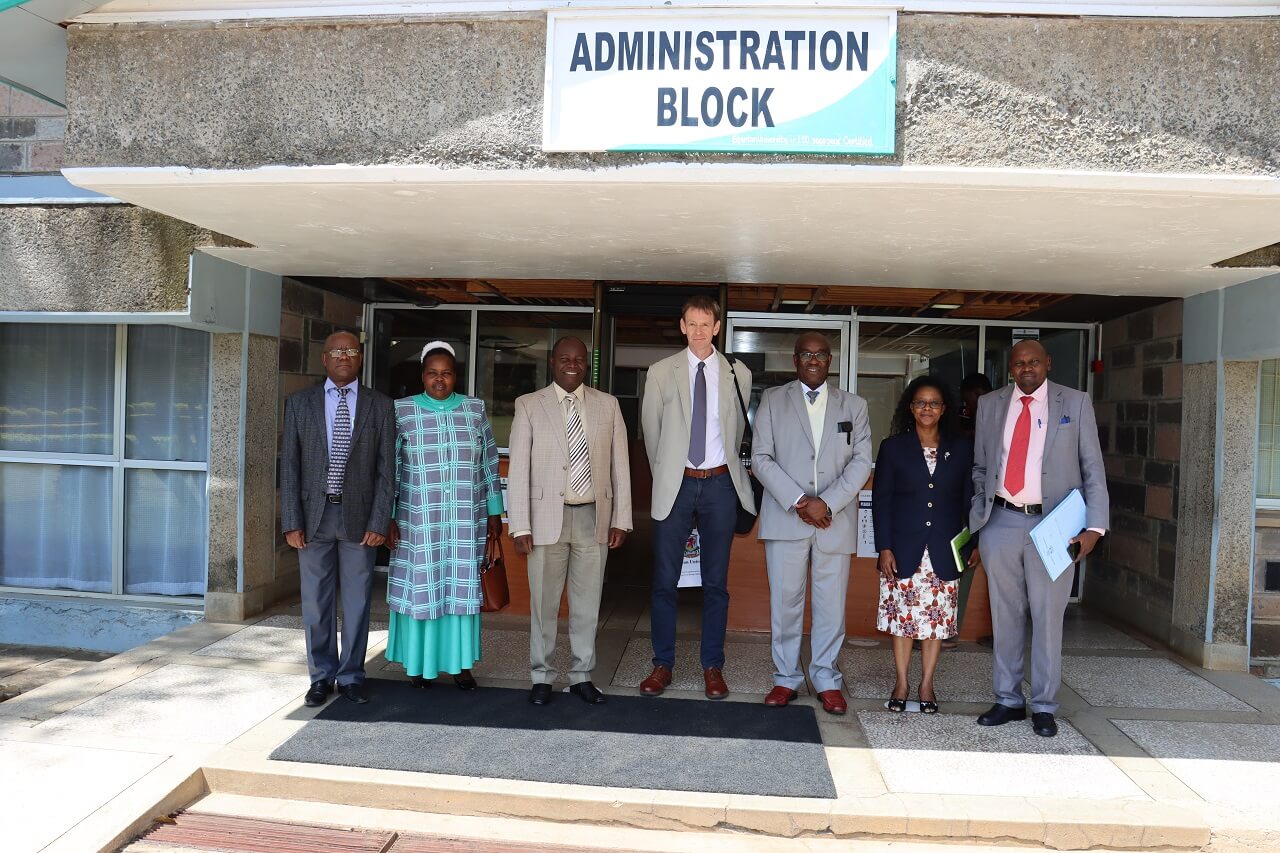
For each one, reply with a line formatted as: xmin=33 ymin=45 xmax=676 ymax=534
xmin=385 ymin=341 xmax=503 ymax=689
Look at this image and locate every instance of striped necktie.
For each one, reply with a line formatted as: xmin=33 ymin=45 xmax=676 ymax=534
xmin=565 ymin=394 xmax=591 ymax=495
xmin=326 ymin=386 xmax=352 ymax=495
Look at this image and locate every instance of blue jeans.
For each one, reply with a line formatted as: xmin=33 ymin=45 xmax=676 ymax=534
xmin=650 ymin=471 xmax=739 ymax=670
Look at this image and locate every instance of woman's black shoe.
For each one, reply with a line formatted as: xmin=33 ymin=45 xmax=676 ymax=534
xmin=409 ymin=675 xmax=431 ymax=689
xmin=453 ymin=671 xmax=478 ymax=691
xmin=887 ymin=696 xmax=907 ymax=713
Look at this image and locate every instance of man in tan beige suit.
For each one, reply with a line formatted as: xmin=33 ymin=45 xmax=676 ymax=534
xmin=508 ymin=336 xmax=633 ymax=706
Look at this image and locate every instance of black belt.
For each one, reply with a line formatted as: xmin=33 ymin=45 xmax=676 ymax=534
xmin=995 ymin=495 xmax=1041 ymax=515
xmin=326 ymin=494 xmax=343 ymax=504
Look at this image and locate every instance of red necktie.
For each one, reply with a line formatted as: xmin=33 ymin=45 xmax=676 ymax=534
xmin=1004 ymin=395 xmax=1035 ymax=496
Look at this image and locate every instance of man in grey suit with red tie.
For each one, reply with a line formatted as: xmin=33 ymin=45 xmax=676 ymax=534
xmin=970 ymin=339 xmax=1108 ymax=737
xmin=281 ymin=331 xmax=395 ymax=707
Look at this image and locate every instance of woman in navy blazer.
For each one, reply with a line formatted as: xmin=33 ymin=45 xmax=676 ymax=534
xmin=873 ymin=376 xmax=977 ymax=713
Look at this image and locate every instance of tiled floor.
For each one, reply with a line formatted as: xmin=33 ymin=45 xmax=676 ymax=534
xmin=610 ymin=637 xmax=780 ymax=694
xmin=0 ymin=645 xmax=111 ymax=701
xmin=8 ymin=603 xmax=1280 ymax=852
xmin=1112 ymin=719 xmax=1280 ymax=810
xmin=1060 ymin=656 xmax=1253 ymax=711
xmin=857 ymin=711 xmax=1146 ymax=799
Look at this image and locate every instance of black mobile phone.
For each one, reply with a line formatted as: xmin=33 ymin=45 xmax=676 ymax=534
xmin=1067 ymin=541 xmax=1082 ymax=562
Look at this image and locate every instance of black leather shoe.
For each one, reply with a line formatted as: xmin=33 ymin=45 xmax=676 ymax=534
xmin=1032 ymin=712 xmax=1058 ymax=737
xmin=569 ymin=681 xmax=607 ymax=704
xmin=340 ymin=682 xmax=369 ymax=704
xmin=529 ymin=683 xmax=553 ymax=705
xmin=976 ymin=703 xmax=1027 ymax=726
xmin=409 ymin=675 xmax=431 ymax=689
xmin=303 ymin=680 xmax=332 ymax=707
xmin=453 ymin=671 xmax=478 ymax=691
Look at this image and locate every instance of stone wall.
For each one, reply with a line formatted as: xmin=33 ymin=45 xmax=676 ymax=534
xmin=64 ymin=16 xmax=1280 ymax=175
xmin=0 ymin=204 xmax=214 ymax=312
xmin=0 ymin=82 xmax=65 ymax=173
xmin=1085 ymin=301 xmax=1183 ymax=641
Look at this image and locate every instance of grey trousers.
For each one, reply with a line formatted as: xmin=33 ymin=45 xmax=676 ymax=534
xmin=764 ymin=537 xmax=851 ymax=693
xmin=298 ymin=501 xmax=376 ymax=687
xmin=527 ymin=502 xmax=607 ymax=685
xmin=979 ymin=505 xmax=1076 ymax=714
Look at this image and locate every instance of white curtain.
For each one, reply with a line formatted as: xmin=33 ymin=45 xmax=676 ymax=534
xmin=0 ymin=324 xmax=115 ymax=455
xmin=126 ymin=325 xmax=210 ymax=463
xmin=0 ymin=463 xmax=112 ymax=591
xmin=124 ymin=469 xmax=206 ymax=595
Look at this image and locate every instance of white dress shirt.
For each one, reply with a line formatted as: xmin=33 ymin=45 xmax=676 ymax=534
xmin=995 ymin=380 xmax=1048 ymax=506
xmin=794 ymin=382 xmax=827 ymax=507
xmin=685 ymin=347 xmax=727 ymax=469
xmin=323 ymin=377 xmax=358 ymax=459
xmin=555 ymin=382 xmax=595 ymax=506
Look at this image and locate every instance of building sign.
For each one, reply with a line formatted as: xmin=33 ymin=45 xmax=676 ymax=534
xmin=543 ymin=9 xmax=897 ymax=155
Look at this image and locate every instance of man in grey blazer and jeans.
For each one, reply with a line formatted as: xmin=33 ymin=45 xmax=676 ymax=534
xmin=281 ymin=330 xmax=395 ymax=707
xmin=752 ymin=332 xmax=872 ymax=715
xmin=971 ymin=339 xmax=1108 ymax=737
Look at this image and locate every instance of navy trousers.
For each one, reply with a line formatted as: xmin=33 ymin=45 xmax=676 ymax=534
xmin=298 ymin=501 xmax=376 ymax=686
xmin=650 ymin=471 xmax=739 ymax=670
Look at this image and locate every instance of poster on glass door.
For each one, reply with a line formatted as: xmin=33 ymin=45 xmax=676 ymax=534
xmin=678 ymin=528 xmax=702 ymax=587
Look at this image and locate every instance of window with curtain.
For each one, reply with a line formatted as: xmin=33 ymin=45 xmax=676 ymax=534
xmin=0 ymin=323 xmax=211 ymax=598
xmin=1260 ymin=359 xmax=1280 ymax=502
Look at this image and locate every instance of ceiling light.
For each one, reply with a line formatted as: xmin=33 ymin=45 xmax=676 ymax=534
xmin=930 ymin=303 xmax=962 ymax=311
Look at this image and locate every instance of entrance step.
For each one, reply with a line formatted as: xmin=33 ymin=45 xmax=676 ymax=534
xmin=123 ymin=792 xmax=1161 ymax=853
xmin=197 ymin=754 xmax=1211 ymax=851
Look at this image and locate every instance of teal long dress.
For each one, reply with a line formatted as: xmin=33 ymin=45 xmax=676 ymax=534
xmin=384 ymin=392 xmax=505 ymax=677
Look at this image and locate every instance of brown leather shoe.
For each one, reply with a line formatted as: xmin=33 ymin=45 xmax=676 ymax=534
xmin=818 ymin=689 xmax=848 ymax=715
xmin=703 ymin=667 xmax=729 ymax=699
xmin=639 ymin=665 xmax=672 ymax=696
xmin=764 ymin=686 xmax=798 ymax=707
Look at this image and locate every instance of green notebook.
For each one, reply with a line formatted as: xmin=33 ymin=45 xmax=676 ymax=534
xmin=951 ymin=527 xmax=972 ymax=575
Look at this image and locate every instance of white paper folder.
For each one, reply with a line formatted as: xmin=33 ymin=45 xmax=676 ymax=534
xmin=1029 ymin=489 xmax=1087 ymax=581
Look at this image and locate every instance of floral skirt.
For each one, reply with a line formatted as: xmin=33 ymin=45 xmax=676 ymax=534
xmin=876 ymin=548 xmax=959 ymax=640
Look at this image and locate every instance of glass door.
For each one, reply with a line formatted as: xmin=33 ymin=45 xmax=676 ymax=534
xmin=725 ymin=314 xmax=853 ymax=426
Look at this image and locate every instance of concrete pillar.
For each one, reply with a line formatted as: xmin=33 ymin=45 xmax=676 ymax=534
xmin=192 ymin=253 xmax=285 ymax=622
xmin=1171 ymin=358 xmax=1259 ymax=671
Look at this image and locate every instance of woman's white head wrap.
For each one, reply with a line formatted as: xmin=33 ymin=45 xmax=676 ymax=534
xmin=420 ymin=340 xmax=457 ymax=363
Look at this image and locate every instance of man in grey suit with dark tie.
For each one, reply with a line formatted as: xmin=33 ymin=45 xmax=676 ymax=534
xmin=752 ymin=332 xmax=872 ymax=715
xmin=281 ymin=330 xmax=395 ymax=707
xmin=971 ymin=339 xmax=1108 ymax=737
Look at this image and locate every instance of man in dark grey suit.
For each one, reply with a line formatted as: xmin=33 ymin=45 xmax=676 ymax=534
xmin=970 ymin=340 xmax=1108 ymax=737
xmin=281 ymin=330 xmax=395 ymax=706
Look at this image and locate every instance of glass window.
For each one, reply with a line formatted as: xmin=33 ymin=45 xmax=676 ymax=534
xmin=1260 ymin=359 xmax=1280 ymax=501
xmin=126 ymin=325 xmax=211 ymax=462
xmin=983 ymin=327 xmax=1087 ymax=392
xmin=857 ymin=322 xmax=979 ymax=450
xmin=124 ymin=469 xmax=208 ymax=595
xmin=729 ymin=324 xmax=845 ymax=424
xmin=473 ymin=311 xmax=594 ymax=448
xmin=0 ymin=463 xmax=112 ymax=592
xmin=0 ymin=324 xmax=116 ymax=455
xmin=370 ymin=309 xmax=472 ymax=400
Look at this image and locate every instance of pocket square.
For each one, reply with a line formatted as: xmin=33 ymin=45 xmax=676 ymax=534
xmin=838 ymin=421 xmax=853 ymax=444
xmin=1059 ymin=415 xmax=1071 ymax=425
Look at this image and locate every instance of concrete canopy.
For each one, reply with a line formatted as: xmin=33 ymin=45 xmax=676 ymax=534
xmin=64 ymin=163 xmax=1280 ymax=297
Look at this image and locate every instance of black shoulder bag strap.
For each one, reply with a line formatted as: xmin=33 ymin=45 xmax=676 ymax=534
xmin=727 ymin=355 xmax=753 ymax=466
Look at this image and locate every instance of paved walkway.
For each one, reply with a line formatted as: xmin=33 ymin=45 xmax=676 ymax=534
xmin=1 ymin=592 xmax=1278 ymax=853
xmin=0 ymin=645 xmax=111 ymax=703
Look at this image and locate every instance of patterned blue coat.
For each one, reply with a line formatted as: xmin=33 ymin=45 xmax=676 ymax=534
xmin=387 ymin=395 xmax=503 ymax=619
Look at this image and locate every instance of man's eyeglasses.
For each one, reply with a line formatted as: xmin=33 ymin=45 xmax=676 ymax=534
xmin=325 ymin=348 xmax=361 ymax=358
xmin=910 ymin=400 xmax=945 ymax=410
xmin=796 ymin=351 xmax=832 ymax=363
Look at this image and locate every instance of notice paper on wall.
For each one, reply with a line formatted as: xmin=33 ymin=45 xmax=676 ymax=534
xmin=856 ymin=489 xmax=876 ymax=558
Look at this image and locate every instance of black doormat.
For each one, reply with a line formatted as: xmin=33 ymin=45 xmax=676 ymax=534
xmin=270 ymin=680 xmax=836 ymax=799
